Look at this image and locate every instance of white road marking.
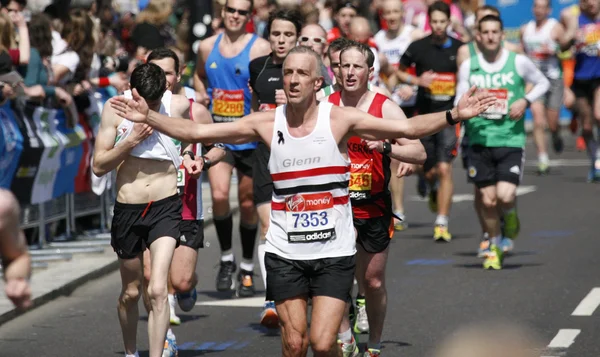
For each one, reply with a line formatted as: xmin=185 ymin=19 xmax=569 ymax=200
xmin=572 ymin=288 xmax=600 ymax=316
xmin=547 ymin=329 xmax=581 ymax=348
xmin=196 ymin=296 xmax=266 ymax=307
xmin=409 ymin=185 xmax=537 ymax=202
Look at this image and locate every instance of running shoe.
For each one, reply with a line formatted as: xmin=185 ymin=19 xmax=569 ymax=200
xmin=537 ymin=161 xmax=549 ymax=175
xmin=503 ymin=210 xmax=520 ymax=240
xmin=176 ymin=288 xmax=197 ymax=312
xmin=260 ymin=300 xmax=279 ymax=329
xmin=162 ymin=335 xmax=178 ymax=357
xmin=576 ymin=136 xmax=586 ymax=152
xmin=428 ymin=187 xmax=438 ymax=213
xmin=216 ymin=260 xmax=236 ymax=292
xmin=338 ymin=336 xmax=359 ymax=357
xmin=354 ymin=298 xmax=369 ymax=334
xmin=364 ymin=348 xmax=381 ymax=357
xmin=477 ymin=237 xmax=491 ymax=258
xmin=168 ymin=294 xmax=180 ymax=325
xmin=236 ymin=269 xmax=256 ymax=297
xmin=433 ymin=225 xmax=452 ymax=242
xmin=394 ymin=212 xmax=407 ymax=231
xmin=500 ymin=237 xmax=514 ymax=253
xmin=552 ymin=133 xmax=564 ymax=154
xmin=483 ymin=244 xmax=504 ymax=270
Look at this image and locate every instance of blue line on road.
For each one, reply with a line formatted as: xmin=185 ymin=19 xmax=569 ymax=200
xmin=406 ymin=259 xmax=454 ymax=266
xmin=212 ymin=340 xmax=238 ymax=351
xmin=195 ymin=342 xmax=216 ymax=350
xmin=177 ymin=342 xmax=196 ymax=350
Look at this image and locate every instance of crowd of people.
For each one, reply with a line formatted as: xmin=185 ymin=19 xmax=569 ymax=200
xmin=1 ymin=0 xmax=599 ymax=356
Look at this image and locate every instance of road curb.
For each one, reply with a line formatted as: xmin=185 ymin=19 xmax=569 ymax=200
xmin=0 ymin=206 xmax=239 ymax=326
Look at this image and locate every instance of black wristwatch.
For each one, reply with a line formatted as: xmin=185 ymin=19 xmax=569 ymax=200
xmin=202 ymin=156 xmax=212 ymax=171
xmin=524 ymin=98 xmax=532 ymax=108
xmin=446 ymin=110 xmax=458 ymax=126
xmin=182 ymin=150 xmax=195 ymax=160
xmin=382 ymin=141 xmax=392 ymax=155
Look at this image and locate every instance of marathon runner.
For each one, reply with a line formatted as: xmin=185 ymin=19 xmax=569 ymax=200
xmin=195 ymin=0 xmax=271 ymax=296
xmin=299 ymin=23 xmax=334 ymax=86
xmin=327 ymin=1 xmax=358 ymax=43
xmin=561 ymin=0 xmax=600 ymax=181
xmin=398 ymin=0 xmax=463 ymax=242
xmin=248 ymin=8 xmax=302 ymax=328
xmin=93 ymin=63 xmax=195 ymax=357
xmin=144 ymin=48 xmax=226 ymax=348
xmin=375 ymin=0 xmax=426 ymax=231
xmin=521 ymin=0 xmax=573 ymax=174
xmin=110 ymin=46 xmax=494 ymax=357
xmin=327 ymin=41 xmax=426 ymax=357
xmin=0 ymin=189 xmax=32 ymax=310
xmin=455 ymin=15 xmax=550 ymax=269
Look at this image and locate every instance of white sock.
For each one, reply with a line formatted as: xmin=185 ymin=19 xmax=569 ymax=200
xmin=435 ymin=215 xmax=448 ymax=227
xmin=491 ymin=235 xmax=502 ymax=247
xmin=168 ymin=294 xmax=176 ymax=313
xmin=125 ymin=352 xmax=139 ymax=357
xmin=337 ymin=328 xmax=353 ymax=344
xmin=167 ymin=328 xmax=175 ymax=339
xmin=257 ymin=243 xmax=267 ymax=288
xmin=539 ymin=152 xmax=549 ymax=164
xmin=240 ymin=260 xmax=254 ymax=272
xmin=221 ymin=252 xmax=234 ymax=262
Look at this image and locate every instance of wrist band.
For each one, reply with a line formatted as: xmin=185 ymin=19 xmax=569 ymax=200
xmin=446 ymin=110 xmax=458 ymax=126
xmin=99 ymin=77 xmax=110 ymax=88
xmin=182 ymin=150 xmax=195 ymax=160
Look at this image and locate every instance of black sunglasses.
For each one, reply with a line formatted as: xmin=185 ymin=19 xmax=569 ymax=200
xmin=225 ymin=6 xmax=250 ymax=16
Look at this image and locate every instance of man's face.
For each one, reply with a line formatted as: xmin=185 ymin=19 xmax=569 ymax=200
xmin=329 ymin=50 xmax=343 ymax=84
xmin=477 ymin=20 xmax=503 ymax=53
xmin=283 ymin=53 xmax=322 ymax=104
xmin=429 ymin=10 xmax=449 ymax=39
xmin=533 ymin=0 xmax=550 ymax=21
xmin=222 ymin=0 xmax=251 ymax=33
xmin=381 ymin=1 xmax=403 ymax=32
xmin=5 ymin=1 xmax=24 ymax=13
xmin=474 ymin=9 xmax=499 ymax=34
xmin=299 ymin=25 xmax=327 ymax=55
xmin=581 ymin=0 xmax=600 ymax=15
xmin=335 ymin=8 xmax=357 ymax=36
xmin=340 ymin=48 xmax=371 ymax=92
xmin=150 ymin=57 xmax=179 ymax=91
xmin=269 ymin=19 xmax=298 ymax=59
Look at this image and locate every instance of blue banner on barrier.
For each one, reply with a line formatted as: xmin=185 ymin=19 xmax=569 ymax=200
xmin=0 ymin=102 xmax=24 ymax=189
xmin=54 ymin=109 xmax=85 ymax=197
xmin=486 ymin=0 xmax=579 ymax=124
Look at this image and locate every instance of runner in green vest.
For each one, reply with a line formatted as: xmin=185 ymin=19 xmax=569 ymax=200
xmin=455 ymin=15 xmax=550 ymax=270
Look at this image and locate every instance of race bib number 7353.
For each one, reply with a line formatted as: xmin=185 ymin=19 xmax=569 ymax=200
xmin=285 ymin=192 xmax=336 ymax=243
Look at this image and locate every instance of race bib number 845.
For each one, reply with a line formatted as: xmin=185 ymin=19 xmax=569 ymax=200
xmin=286 ymin=192 xmax=336 ymax=243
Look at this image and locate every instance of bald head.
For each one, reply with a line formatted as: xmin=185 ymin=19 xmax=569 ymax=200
xmin=300 ymin=24 xmax=328 ymax=55
xmin=382 ymin=0 xmax=402 ymax=12
xmin=349 ymin=16 xmax=371 ymax=44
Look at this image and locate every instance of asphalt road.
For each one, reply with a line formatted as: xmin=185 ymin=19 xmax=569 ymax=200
xmin=1 ymin=134 xmax=599 ymax=357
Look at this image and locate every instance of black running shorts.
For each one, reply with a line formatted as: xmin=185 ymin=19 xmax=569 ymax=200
xmin=354 ymin=214 xmax=394 ymax=254
xmin=111 ymin=194 xmax=181 ymax=259
xmin=222 ymin=148 xmax=255 ymax=178
xmin=264 ymin=252 xmax=356 ymax=302
xmin=466 ymin=145 xmax=524 ymax=188
xmin=179 ymin=219 xmax=204 ymax=250
xmin=421 ymin=126 xmax=458 ymax=173
xmin=252 ymin=142 xmax=273 ymax=205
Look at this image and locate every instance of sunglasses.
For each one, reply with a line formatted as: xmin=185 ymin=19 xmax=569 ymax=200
xmin=299 ymin=36 xmax=326 ymax=44
xmin=225 ymin=6 xmax=250 ymax=16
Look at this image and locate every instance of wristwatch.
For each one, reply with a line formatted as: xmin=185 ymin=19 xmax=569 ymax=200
xmin=382 ymin=141 xmax=392 ymax=155
xmin=182 ymin=150 xmax=195 ymax=160
xmin=202 ymin=156 xmax=212 ymax=171
xmin=446 ymin=110 xmax=458 ymax=126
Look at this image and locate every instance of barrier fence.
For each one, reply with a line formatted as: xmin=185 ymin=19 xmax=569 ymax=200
xmin=0 ymin=90 xmax=115 ymax=270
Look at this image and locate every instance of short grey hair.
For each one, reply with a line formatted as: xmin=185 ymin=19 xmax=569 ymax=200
xmin=284 ymin=46 xmax=324 ymax=78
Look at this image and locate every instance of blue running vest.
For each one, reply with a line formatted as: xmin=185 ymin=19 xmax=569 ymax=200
xmin=574 ymin=14 xmax=600 ymax=80
xmin=205 ymin=33 xmax=258 ymax=151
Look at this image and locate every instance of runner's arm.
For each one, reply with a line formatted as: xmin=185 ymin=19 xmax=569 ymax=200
xmin=382 ymin=100 xmax=426 ymax=164
xmin=454 ymin=59 xmax=471 ymax=106
xmin=516 ymin=55 xmax=550 ymax=103
xmin=92 ymin=103 xmax=148 ymax=177
xmin=552 ymin=22 xmax=576 ymax=52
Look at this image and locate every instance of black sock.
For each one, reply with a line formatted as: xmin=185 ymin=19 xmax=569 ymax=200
xmin=240 ymin=222 xmax=258 ymax=262
xmin=214 ymin=214 xmax=233 ymax=252
xmin=356 ymin=294 xmax=365 ymax=300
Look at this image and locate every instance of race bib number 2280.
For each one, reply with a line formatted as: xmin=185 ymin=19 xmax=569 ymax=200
xmin=285 ymin=192 xmax=336 ymax=243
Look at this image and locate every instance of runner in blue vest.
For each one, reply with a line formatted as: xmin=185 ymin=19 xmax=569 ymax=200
xmin=194 ymin=0 xmax=271 ymax=296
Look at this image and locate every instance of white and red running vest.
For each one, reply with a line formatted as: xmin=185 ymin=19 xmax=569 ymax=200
xmin=265 ymin=102 xmax=356 ymax=260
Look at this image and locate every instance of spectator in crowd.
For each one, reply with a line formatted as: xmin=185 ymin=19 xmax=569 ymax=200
xmin=2 ymin=0 xmax=30 ymax=67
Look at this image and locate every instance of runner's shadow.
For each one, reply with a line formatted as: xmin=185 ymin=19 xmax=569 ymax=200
xmin=454 ymin=263 xmax=543 ymax=269
xmin=453 ymin=251 xmax=537 ymax=258
xmin=245 ymin=322 xmax=281 ymax=336
xmin=198 ymin=290 xmax=266 ymax=299
xmin=134 ymin=350 xmax=220 ymax=356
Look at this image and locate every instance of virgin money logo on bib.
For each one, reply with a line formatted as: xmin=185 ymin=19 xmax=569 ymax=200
xmin=286 ymin=194 xmax=305 ymax=212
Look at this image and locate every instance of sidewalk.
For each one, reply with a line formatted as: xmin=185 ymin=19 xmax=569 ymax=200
xmin=0 ymin=182 xmax=239 ymax=325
